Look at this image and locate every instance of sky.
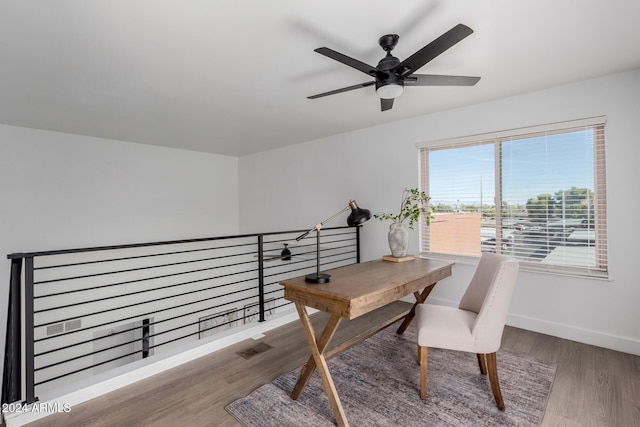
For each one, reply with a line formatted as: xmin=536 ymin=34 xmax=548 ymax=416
xmin=428 ymin=129 xmax=596 ymax=207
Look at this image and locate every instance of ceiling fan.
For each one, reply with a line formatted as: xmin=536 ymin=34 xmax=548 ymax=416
xmin=307 ymin=23 xmax=480 ymax=111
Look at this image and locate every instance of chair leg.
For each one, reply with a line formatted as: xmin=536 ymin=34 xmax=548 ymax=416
xmin=486 ymin=352 xmax=505 ymax=411
xmin=419 ymin=346 xmax=428 ymax=400
xmin=477 ymin=353 xmax=487 ymax=375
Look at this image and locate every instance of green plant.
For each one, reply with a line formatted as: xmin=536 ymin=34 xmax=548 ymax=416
xmin=374 ymin=188 xmax=434 ymax=229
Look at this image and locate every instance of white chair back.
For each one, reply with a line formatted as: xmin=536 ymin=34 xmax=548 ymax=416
xmin=459 ymin=253 xmax=519 ymax=353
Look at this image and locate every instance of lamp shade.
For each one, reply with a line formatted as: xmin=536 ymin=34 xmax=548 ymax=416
xmin=346 ymin=200 xmax=372 ymax=226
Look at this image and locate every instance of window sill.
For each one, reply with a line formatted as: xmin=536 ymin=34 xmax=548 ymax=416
xmin=419 ymin=252 xmax=611 ymax=281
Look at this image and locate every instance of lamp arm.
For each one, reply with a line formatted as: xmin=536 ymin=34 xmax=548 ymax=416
xmin=295 ymin=204 xmax=351 ymax=241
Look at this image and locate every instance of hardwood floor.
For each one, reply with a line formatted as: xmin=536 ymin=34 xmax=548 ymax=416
xmin=22 ymin=301 xmax=640 ymax=427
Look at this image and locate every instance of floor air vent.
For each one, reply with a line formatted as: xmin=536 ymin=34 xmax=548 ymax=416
xmin=236 ymin=342 xmax=273 ymax=359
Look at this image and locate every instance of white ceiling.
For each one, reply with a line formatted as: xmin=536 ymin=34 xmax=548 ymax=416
xmin=2 ymin=1 xmax=640 ymax=157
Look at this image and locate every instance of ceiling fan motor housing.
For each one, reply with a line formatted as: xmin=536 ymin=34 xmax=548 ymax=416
xmin=375 ymin=52 xmax=404 ymax=95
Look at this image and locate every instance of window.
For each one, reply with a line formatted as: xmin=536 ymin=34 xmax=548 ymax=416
xmin=419 ymin=117 xmax=608 ymax=278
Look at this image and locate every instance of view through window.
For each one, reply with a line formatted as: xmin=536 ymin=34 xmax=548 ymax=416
xmin=419 ymin=118 xmax=607 ymax=278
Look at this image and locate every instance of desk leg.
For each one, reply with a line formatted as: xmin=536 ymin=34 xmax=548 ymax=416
xmin=396 ymin=284 xmax=437 ymax=334
xmin=291 ymin=303 xmax=349 ymax=427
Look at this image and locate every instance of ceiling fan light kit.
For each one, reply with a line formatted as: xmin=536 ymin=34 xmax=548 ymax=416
xmin=376 ymin=83 xmax=403 ymax=99
xmin=308 ymin=24 xmax=480 ymax=111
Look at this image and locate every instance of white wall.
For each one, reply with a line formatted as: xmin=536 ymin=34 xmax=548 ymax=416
xmin=0 ymin=124 xmax=240 ymax=393
xmin=239 ymin=69 xmax=640 ymax=355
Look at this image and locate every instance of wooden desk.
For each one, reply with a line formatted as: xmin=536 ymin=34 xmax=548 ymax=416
xmin=279 ymin=258 xmax=453 ymax=427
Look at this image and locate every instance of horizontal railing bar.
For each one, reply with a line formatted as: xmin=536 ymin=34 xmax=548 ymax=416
xmin=318 ymin=256 xmax=358 ymax=269
xmin=35 ymin=289 xmax=258 ymax=354
xmin=263 ymin=257 xmax=357 ymax=284
xmin=37 ymin=340 xmax=150 ymax=371
xmin=33 ymin=271 xmax=267 ymax=336
xmin=280 ymin=232 xmax=357 ymax=248
xmin=35 ymin=269 xmax=259 ymax=315
xmin=296 ymin=230 xmax=357 ymax=242
xmin=143 ymin=302 xmax=290 ymax=351
xmin=36 ymin=243 xmax=353 ymax=305
xmin=35 ymin=268 xmax=256 ymax=314
xmin=248 ymin=250 xmax=356 ymax=285
xmin=317 ymin=235 xmax=357 ymax=242
xmin=145 ymin=318 xmax=250 ymax=352
xmin=34 ymin=250 xmax=258 ymax=285
xmin=262 ymin=236 xmax=299 ymax=246
xmin=35 ymin=288 xmax=293 ymax=359
xmin=35 ymin=343 xmax=158 ymax=386
xmin=36 ymin=296 xmax=262 ymax=367
xmin=34 ymin=264 xmax=257 ymax=300
xmin=286 ymin=243 xmax=356 ymax=256
xmin=35 ymin=252 xmax=354 ymax=329
xmin=263 ymin=289 xmax=286 ymax=298
xmin=317 ymin=251 xmax=357 ymax=263
xmin=259 ymin=242 xmax=356 ymax=266
xmin=260 ymin=256 xmax=312 ymax=268
xmin=34 ymin=277 xmax=258 ymax=328
xmin=36 ymin=297 xmax=295 ymax=379
xmin=196 ymin=312 xmax=254 ymax=336
xmin=34 ymin=248 xmax=350 ymax=306
xmin=270 ymin=301 xmax=291 ymax=312
xmin=262 ymin=252 xmax=355 ymax=280
xmin=35 ymin=261 xmax=257 ymax=300
xmin=294 ymin=238 xmax=356 ymax=249
xmin=35 ymin=265 xmax=259 ymax=300
xmin=34 ymin=242 xmax=258 ymax=270
xmin=8 ymin=226 xmax=355 ymax=259
xmin=34 ymin=286 xmax=260 ymax=356
xmin=262 ymin=239 xmax=357 ymax=261
xmin=37 ymin=295 xmax=294 ymax=385
xmin=262 ymin=263 xmax=321 ymax=280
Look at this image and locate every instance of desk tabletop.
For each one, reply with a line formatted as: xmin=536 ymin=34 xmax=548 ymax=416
xmin=279 ymin=258 xmax=453 ymax=319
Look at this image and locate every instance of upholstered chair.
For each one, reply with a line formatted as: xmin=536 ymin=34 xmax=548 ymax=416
xmin=415 ymin=252 xmax=519 ymax=410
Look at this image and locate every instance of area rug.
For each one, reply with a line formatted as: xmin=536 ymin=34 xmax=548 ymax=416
xmin=226 ymin=325 xmax=556 ymax=426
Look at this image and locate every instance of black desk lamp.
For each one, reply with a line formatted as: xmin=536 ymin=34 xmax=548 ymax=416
xmin=296 ymin=200 xmax=371 ymax=283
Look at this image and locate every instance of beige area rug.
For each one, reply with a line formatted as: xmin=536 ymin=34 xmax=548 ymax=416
xmin=226 ymin=325 xmax=556 ymax=426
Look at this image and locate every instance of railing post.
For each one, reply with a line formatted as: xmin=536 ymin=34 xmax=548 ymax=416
xmin=23 ymin=257 xmax=37 ymax=404
xmin=356 ymin=226 xmax=361 ymax=263
xmin=257 ymin=235 xmax=265 ymax=322
xmin=2 ymin=257 xmax=23 ymax=405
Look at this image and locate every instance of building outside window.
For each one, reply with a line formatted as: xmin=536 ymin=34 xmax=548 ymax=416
xmin=419 ymin=117 xmax=607 ymax=278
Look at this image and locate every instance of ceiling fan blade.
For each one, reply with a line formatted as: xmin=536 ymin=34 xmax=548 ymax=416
xmin=308 ymin=81 xmax=374 ymax=99
xmin=381 ymin=98 xmax=394 ymax=111
xmin=406 ymin=74 xmax=480 ymax=86
xmin=314 ymin=47 xmax=386 ymax=77
xmin=393 ymin=23 xmax=474 ymax=77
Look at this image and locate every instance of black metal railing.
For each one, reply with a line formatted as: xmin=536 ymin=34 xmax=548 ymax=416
xmin=3 ymin=226 xmax=361 ymax=405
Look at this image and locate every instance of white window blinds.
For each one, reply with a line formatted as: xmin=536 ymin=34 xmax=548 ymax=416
xmin=419 ymin=117 xmax=608 ymax=278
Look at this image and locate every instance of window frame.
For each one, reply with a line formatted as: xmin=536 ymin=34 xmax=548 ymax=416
xmin=418 ymin=117 xmax=608 ymax=279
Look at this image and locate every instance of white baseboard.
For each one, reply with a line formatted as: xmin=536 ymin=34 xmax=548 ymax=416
xmin=426 ymin=296 xmax=640 ymax=356
xmin=507 ymin=313 xmax=640 ymax=356
xmin=4 ymin=311 xmax=301 ymax=427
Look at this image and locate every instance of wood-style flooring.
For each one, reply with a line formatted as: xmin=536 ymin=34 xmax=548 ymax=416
xmin=21 ymin=301 xmax=640 ymax=427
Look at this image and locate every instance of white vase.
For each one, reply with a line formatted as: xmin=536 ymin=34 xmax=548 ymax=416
xmin=388 ymin=222 xmax=409 ymax=257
